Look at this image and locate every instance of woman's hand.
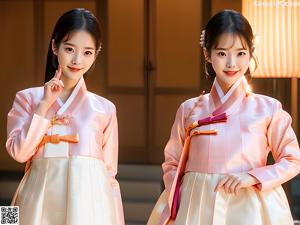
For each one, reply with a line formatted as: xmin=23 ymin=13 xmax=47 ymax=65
xmin=35 ymin=65 xmax=64 ymax=117
xmin=214 ymin=173 xmax=260 ymax=195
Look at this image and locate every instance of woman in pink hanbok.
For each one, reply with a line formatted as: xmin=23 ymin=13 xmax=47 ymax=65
xmin=148 ymin=9 xmax=300 ymax=225
xmin=6 ymin=8 xmax=124 ymax=225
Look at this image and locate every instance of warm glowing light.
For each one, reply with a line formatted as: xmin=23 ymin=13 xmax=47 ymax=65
xmin=243 ymin=0 xmax=300 ymax=78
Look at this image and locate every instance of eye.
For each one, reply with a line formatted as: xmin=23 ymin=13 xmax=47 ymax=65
xmin=238 ymin=51 xmax=247 ymax=56
xmin=84 ymin=51 xmax=94 ymax=56
xmin=217 ymin=52 xmax=226 ymax=56
xmin=65 ymin=47 xmax=74 ymax=53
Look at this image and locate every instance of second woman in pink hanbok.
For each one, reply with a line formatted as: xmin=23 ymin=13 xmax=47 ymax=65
xmin=148 ymin=9 xmax=300 ymax=225
xmin=6 ymin=8 xmax=124 ymax=225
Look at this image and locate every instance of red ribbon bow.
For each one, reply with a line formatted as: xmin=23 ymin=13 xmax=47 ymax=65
xmin=197 ymin=112 xmax=228 ymax=126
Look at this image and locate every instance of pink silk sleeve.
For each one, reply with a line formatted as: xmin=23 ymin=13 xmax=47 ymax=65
xmin=162 ymin=103 xmax=186 ymax=199
xmin=6 ymin=91 xmax=50 ymax=163
xmin=249 ymin=100 xmax=300 ymax=191
xmin=102 ymin=104 xmax=124 ymax=225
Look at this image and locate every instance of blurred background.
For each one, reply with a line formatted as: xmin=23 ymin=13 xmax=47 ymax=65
xmin=0 ymin=0 xmax=299 ymax=224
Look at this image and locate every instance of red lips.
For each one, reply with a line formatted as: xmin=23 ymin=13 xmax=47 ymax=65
xmin=68 ymin=66 xmax=82 ymax=72
xmin=224 ymin=71 xmax=238 ymax=76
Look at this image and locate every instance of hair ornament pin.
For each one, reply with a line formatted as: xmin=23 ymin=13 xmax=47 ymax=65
xmin=200 ymin=30 xmax=205 ymax=48
xmin=96 ymin=44 xmax=103 ymax=54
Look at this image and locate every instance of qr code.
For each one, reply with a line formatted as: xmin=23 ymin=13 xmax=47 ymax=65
xmin=0 ymin=206 xmax=19 ymax=225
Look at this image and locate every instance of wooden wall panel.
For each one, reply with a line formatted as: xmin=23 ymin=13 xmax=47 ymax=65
xmin=107 ymin=0 xmax=145 ymax=87
xmin=154 ymin=0 xmax=201 ymax=89
xmin=150 ymin=0 xmax=202 ymax=163
xmin=107 ymin=94 xmax=147 ymax=162
xmin=0 ymin=1 xmax=35 ymax=170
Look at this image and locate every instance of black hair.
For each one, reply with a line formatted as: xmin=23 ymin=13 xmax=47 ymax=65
xmin=203 ymin=9 xmax=257 ymax=82
xmin=45 ymin=8 xmax=102 ymax=82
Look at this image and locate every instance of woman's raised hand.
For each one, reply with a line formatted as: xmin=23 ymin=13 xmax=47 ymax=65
xmin=35 ymin=65 xmax=64 ymax=117
xmin=42 ymin=65 xmax=64 ymax=106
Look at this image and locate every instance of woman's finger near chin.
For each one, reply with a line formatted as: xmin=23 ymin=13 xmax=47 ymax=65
xmin=59 ymin=80 xmax=64 ymax=87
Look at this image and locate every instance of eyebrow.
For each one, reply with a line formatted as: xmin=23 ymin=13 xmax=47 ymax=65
xmin=64 ymin=42 xmax=95 ymax=50
xmin=215 ymin=47 xmax=247 ymax=51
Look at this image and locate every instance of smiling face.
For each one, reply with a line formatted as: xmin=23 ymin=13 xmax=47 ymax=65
xmin=206 ymin=33 xmax=251 ymax=93
xmin=52 ymin=29 xmax=97 ymax=84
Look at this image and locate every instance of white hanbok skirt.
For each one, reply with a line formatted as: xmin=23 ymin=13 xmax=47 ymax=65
xmin=173 ymin=172 xmax=294 ymax=225
xmin=12 ymin=156 xmax=117 ymax=225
